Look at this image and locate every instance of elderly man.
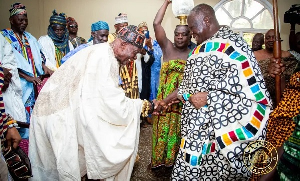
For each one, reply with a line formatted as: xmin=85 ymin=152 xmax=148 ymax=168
xmin=1 ymin=3 xmax=52 ymax=139
xmin=29 ymin=25 xmax=157 ymax=181
xmin=251 ymin=33 xmax=264 ymax=51
xmin=67 ymin=17 xmax=86 ymax=49
xmin=61 ymin=20 xmax=109 ymax=64
xmin=108 ymin=13 xmax=128 ymax=43
xmin=39 ymin=10 xmax=73 ymax=70
xmin=171 ymin=4 xmax=271 ymax=180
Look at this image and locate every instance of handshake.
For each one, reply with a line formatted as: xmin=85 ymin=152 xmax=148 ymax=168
xmin=150 ymin=91 xmax=209 ymax=115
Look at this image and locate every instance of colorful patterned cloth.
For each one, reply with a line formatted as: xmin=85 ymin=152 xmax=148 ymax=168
xmin=120 ymin=61 xmax=139 ymax=99
xmin=151 ymin=59 xmax=186 ymax=168
xmin=172 ymin=26 xmax=271 ymax=180
xmin=277 ymin=113 xmax=300 ymax=181
xmin=69 ymin=36 xmax=86 ymax=49
xmin=0 ymin=63 xmax=8 ymax=150
xmin=9 ymin=3 xmax=26 ymax=17
xmin=0 ymin=29 xmax=44 ymax=139
xmin=266 ymin=71 xmax=300 ymax=148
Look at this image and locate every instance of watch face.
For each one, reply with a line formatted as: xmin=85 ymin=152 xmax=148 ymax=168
xmin=243 ymin=140 xmax=278 ymax=175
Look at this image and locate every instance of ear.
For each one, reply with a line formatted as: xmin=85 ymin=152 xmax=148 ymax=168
xmin=91 ymin=31 xmax=95 ymax=38
xmin=120 ymin=41 xmax=128 ymax=50
xmin=9 ymin=17 xmax=13 ymax=25
xmin=203 ymin=16 xmax=210 ymax=27
xmin=114 ymin=24 xmax=118 ymax=30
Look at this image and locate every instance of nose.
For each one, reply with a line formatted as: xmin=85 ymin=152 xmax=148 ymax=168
xmin=103 ymin=37 xmax=108 ymax=42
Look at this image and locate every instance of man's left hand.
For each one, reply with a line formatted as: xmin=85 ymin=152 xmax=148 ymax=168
xmin=5 ymin=127 xmax=21 ymax=149
xmin=189 ymin=92 xmax=208 ymax=109
xmin=145 ymin=38 xmax=153 ymax=50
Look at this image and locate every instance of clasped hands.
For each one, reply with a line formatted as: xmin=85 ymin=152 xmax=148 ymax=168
xmin=152 ymin=92 xmax=208 ymax=115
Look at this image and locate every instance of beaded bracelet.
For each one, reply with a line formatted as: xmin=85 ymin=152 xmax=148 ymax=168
xmin=182 ymin=93 xmax=191 ymax=101
xmin=8 ymin=122 xmax=18 ymax=128
xmin=6 ymin=120 xmax=17 ymax=126
xmin=141 ymin=100 xmax=150 ymax=117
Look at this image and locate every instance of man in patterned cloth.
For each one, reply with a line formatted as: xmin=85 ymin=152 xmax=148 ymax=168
xmin=171 ymin=4 xmax=272 ymax=180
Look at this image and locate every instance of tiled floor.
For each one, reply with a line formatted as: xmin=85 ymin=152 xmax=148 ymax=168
xmin=130 ymin=124 xmax=172 ymax=181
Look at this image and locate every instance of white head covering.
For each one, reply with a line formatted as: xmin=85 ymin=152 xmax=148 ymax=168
xmin=115 ymin=13 xmax=128 ymax=24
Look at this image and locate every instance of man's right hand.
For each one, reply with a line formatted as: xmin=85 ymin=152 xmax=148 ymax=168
xmin=268 ymin=58 xmax=285 ymax=77
xmin=3 ymin=67 xmax=12 ymax=83
xmin=2 ymin=68 xmax=12 ymax=92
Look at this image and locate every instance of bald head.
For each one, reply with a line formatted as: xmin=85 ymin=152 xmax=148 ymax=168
xmin=252 ymin=33 xmax=264 ymax=51
xmin=187 ymin=4 xmax=220 ymax=45
xmin=191 ymin=4 xmax=217 ymax=20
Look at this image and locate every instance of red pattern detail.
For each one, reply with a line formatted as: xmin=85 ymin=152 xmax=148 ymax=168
xmin=19 ymin=139 xmax=29 ymax=155
xmin=258 ymin=98 xmax=268 ymax=105
xmin=241 ymin=61 xmax=250 ymax=69
xmin=228 ymin=131 xmax=238 ymax=142
xmin=210 ymin=142 xmax=216 ymax=152
xmin=254 ymin=110 xmax=263 ymax=121
xmin=217 ymin=43 xmax=226 ymax=52
xmin=25 ymin=106 xmax=31 ymax=114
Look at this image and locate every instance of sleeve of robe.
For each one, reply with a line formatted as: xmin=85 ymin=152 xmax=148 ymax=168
xmin=0 ymin=33 xmax=26 ymax=123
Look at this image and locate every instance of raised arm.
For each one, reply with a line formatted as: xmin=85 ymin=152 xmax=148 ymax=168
xmin=153 ymin=0 xmax=171 ymax=49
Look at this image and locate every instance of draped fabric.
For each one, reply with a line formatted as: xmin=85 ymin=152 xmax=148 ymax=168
xmin=120 ymin=61 xmax=139 ymax=99
xmin=151 ymin=59 xmax=185 ymax=168
xmin=265 ymin=71 xmax=300 ymax=180
xmin=61 ymin=44 xmax=89 ymax=64
xmin=29 ymin=43 xmax=143 ymax=181
xmin=172 ymin=26 xmax=271 ymax=180
xmin=38 ymin=35 xmax=74 ymax=70
xmin=69 ymin=36 xmax=86 ymax=49
xmin=0 ymin=63 xmax=8 ymax=150
xmin=149 ymin=40 xmax=162 ymax=100
xmin=47 ymin=25 xmax=70 ymax=54
xmin=1 ymin=29 xmax=45 ymax=139
xmin=0 ymin=33 xmax=26 ymax=124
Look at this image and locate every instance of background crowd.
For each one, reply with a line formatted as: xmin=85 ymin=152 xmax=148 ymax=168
xmin=0 ymin=0 xmax=299 ymax=181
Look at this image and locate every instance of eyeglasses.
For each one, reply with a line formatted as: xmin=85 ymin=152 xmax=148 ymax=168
xmin=69 ymin=25 xmax=78 ymax=28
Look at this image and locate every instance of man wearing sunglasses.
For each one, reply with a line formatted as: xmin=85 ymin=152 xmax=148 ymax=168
xmin=67 ymin=17 xmax=86 ymax=49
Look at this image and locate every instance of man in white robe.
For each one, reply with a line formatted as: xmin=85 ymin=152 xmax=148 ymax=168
xmin=0 ymin=33 xmax=26 ymax=123
xmin=29 ymin=25 xmax=155 ymax=181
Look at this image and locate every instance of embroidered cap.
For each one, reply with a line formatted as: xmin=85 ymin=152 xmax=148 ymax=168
xmin=115 ymin=13 xmax=128 ymax=24
xmin=118 ymin=25 xmax=145 ymax=49
xmin=9 ymin=3 xmax=27 ymax=17
xmin=49 ymin=10 xmax=67 ymax=26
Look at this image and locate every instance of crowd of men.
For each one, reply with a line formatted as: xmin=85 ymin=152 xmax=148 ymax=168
xmin=0 ymin=0 xmax=300 ymax=180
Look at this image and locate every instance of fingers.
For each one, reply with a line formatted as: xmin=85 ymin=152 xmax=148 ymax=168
xmin=13 ymin=139 xmax=20 ymax=149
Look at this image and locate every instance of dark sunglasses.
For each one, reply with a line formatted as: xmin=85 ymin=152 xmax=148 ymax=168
xmin=69 ymin=25 xmax=78 ymax=28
